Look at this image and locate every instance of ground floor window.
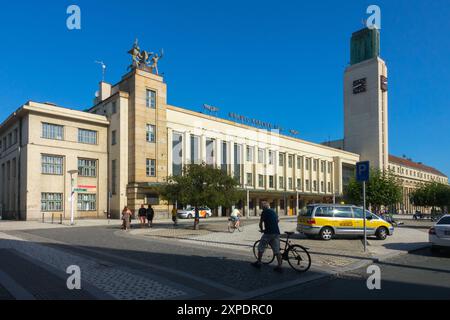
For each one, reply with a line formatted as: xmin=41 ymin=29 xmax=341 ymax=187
xmin=41 ymin=193 xmax=63 ymax=212
xmin=78 ymin=194 xmax=96 ymax=211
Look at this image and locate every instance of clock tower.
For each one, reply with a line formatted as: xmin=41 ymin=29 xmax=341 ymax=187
xmin=344 ymin=27 xmax=389 ymax=170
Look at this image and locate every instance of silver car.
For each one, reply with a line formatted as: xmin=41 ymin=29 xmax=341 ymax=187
xmin=429 ymin=215 xmax=450 ymax=253
xmin=177 ymin=207 xmax=212 ymax=219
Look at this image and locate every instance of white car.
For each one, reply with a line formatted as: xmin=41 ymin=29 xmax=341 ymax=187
xmin=177 ymin=207 xmax=212 ymax=219
xmin=429 ymin=215 xmax=450 ymax=252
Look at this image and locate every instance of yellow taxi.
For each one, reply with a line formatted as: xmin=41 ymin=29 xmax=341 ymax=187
xmin=297 ymin=204 xmax=394 ymax=241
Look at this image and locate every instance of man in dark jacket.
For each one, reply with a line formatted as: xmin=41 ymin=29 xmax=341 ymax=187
xmin=138 ymin=205 xmax=147 ymax=228
xmin=147 ymin=205 xmax=155 ymax=228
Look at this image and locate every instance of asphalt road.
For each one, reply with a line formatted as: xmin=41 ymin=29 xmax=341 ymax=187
xmin=257 ymin=247 xmax=450 ymax=300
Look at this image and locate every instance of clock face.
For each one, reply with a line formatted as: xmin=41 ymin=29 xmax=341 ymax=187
xmin=353 ymin=78 xmax=367 ymax=94
xmin=380 ymin=75 xmax=388 ymax=92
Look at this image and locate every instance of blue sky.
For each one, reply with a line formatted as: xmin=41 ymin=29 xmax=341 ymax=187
xmin=0 ymin=0 xmax=448 ymax=176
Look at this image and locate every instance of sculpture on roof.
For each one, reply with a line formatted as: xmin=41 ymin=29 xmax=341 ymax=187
xmin=127 ymin=39 xmax=164 ymax=75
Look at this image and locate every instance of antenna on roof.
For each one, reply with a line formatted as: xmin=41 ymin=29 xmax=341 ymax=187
xmin=95 ymin=61 xmax=107 ymax=82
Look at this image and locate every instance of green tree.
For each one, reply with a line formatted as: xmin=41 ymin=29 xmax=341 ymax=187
xmin=345 ymin=169 xmax=402 ymax=213
xmin=411 ymin=182 xmax=450 ymax=213
xmin=158 ymin=163 xmax=244 ymax=210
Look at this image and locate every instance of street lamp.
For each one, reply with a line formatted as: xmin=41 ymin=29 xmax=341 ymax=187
xmin=68 ymin=170 xmax=78 ymax=226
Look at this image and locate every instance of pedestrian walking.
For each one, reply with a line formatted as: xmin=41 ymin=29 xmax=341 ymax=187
xmin=172 ymin=205 xmax=178 ymax=227
xmin=193 ymin=206 xmax=200 ymax=230
xmin=147 ymin=204 xmax=155 ymax=228
xmin=251 ymin=201 xmax=283 ymax=273
xmin=138 ymin=204 xmax=147 ymax=228
xmin=122 ymin=206 xmax=132 ymax=231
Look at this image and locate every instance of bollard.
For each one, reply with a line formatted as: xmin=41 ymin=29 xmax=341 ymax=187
xmin=42 ymin=213 xmax=45 ymax=223
xmin=51 ymin=213 xmax=54 ymax=224
xmin=60 ymin=214 xmax=63 ymax=225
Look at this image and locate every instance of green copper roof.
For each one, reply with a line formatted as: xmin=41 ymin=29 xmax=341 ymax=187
xmin=350 ymin=28 xmax=380 ymax=65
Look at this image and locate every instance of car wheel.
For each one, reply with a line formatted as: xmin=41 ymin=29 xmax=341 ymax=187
xmin=376 ymin=227 xmax=388 ymax=240
xmin=188 ymin=214 xmax=193 ymax=219
xmin=319 ymin=227 xmax=333 ymax=241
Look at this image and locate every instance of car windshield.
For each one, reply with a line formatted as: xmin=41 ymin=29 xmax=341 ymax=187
xmin=300 ymin=206 xmax=314 ymax=217
xmin=437 ymin=217 xmax=450 ymax=225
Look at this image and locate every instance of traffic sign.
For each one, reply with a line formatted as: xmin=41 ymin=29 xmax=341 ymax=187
xmin=356 ymin=161 xmax=370 ymax=182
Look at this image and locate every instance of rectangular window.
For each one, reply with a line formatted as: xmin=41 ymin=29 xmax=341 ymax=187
xmin=328 ymin=162 xmax=332 ymax=174
xmin=112 ymin=101 xmax=117 ymax=114
xmin=234 ymin=144 xmax=242 ymax=182
xmin=279 ymin=153 xmax=285 ymax=167
xmin=246 ymin=173 xmax=253 ymax=187
xmin=246 ymin=146 xmax=253 ymax=162
xmin=268 ymin=151 xmax=274 ymax=165
xmin=305 ymin=158 xmax=310 ymax=170
xmin=269 ymin=176 xmax=274 ymax=188
xmin=288 ymin=178 xmax=293 ymax=190
xmin=328 ymin=182 xmax=331 ymax=193
xmin=13 ymin=129 xmax=18 ymax=145
xmin=313 ymin=160 xmax=318 ymax=172
xmin=306 ymin=179 xmax=310 ymax=191
xmin=146 ymin=124 xmax=156 ymax=143
xmin=288 ymin=155 xmax=293 ymax=168
xmin=190 ymin=135 xmax=200 ymax=165
xmin=206 ymin=138 xmax=215 ymax=166
xmin=78 ymin=159 xmax=97 ymax=177
xmin=42 ymin=123 xmax=63 ymax=140
xmin=321 ymin=181 xmax=324 ymax=192
xmin=41 ymin=193 xmax=63 ymax=212
xmin=12 ymin=158 xmax=16 ymax=178
xmin=8 ymin=133 xmax=12 ymax=147
xmin=258 ymin=174 xmax=264 ymax=188
xmin=78 ymin=129 xmax=98 ymax=145
xmin=146 ymin=159 xmax=156 ymax=177
xmin=297 ymin=156 xmax=302 ymax=170
xmin=258 ymin=149 xmax=264 ymax=164
xmin=221 ymin=142 xmax=228 ymax=173
xmin=321 ymin=161 xmax=325 ymax=173
xmin=42 ymin=155 xmax=64 ymax=175
xmin=279 ymin=176 xmax=285 ymax=189
xmin=313 ymin=180 xmax=318 ymax=192
xmin=111 ymin=160 xmax=117 ymax=195
xmin=297 ymin=178 xmax=302 ymax=190
xmin=172 ymin=132 xmax=183 ymax=176
xmin=2 ymin=137 xmax=6 ymax=151
xmin=78 ymin=194 xmax=96 ymax=211
xmin=112 ymin=130 xmax=117 ymax=145
xmin=146 ymin=89 xmax=157 ymax=109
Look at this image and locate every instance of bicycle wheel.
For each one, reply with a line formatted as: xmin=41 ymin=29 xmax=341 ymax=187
xmin=228 ymin=222 xmax=235 ymax=233
xmin=253 ymin=241 xmax=275 ymax=265
xmin=286 ymin=245 xmax=311 ymax=273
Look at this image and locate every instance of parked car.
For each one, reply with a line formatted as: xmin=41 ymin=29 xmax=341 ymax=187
xmin=429 ymin=215 xmax=450 ymax=253
xmin=297 ymin=204 xmax=394 ymax=241
xmin=177 ymin=207 xmax=212 ymax=219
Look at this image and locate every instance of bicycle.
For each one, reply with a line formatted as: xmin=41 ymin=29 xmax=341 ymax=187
xmin=228 ymin=218 xmax=242 ymax=233
xmin=253 ymin=231 xmax=311 ymax=273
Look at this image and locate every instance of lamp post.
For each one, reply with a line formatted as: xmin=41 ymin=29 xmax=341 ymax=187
xmin=68 ymin=170 xmax=78 ymax=226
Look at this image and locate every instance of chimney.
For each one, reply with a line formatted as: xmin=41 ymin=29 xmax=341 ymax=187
xmin=94 ymin=81 xmax=112 ymax=105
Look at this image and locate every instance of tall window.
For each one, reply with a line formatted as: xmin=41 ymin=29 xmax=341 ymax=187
xmin=146 ymin=89 xmax=157 ymax=109
xmin=328 ymin=162 xmax=332 ymax=174
xmin=13 ymin=129 xmax=18 ymax=145
xmin=288 ymin=155 xmax=293 ymax=168
xmin=258 ymin=175 xmax=264 ymax=188
xmin=246 ymin=173 xmax=253 ymax=187
xmin=41 ymin=193 xmax=63 ymax=212
xmin=321 ymin=181 xmax=324 ymax=192
xmin=146 ymin=124 xmax=156 ymax=143
xmin=78 ymin=159 xmax=97 ymax=177
xmin=279 ymin=153 xmax=285 ymax=167
xmin=234 ymin=144 xmax=242 ymax=182
xmin=279 ymin=176 xmax=285 ymax=189
xmin=111 ymin=160 xmax=117 ymax=195
xmin=297 ymin=156 xmax=302 ymax=170
xmin=313 ymin=180 xmax=318 ymax=192
xmin=305 ymin=158 xmax=310 ymax=170
xmin=112 ymin=130 xmax=117 ymax=145
xmin=146 ymin=159 xmax=156 ymax=177
xmin=328 ymin=182 xmax=331 ymax=193
xmin=246 ymin=146 xmax=253 ymax=162
xmin=221 ymin=142 xmax=228 ymax=173
xmin=78 ymin=129 xmax=97 ymax=145
xmin=268 ymin=151 xmax=274 ymax=165
xmin=306 ymin=179 xmax=310 ymax=191
xmin=258 ymin=149 xmax=264 ymax=164
xmin=172 ymin=133 xmax=183 ymax=176
xmin=78 ymin=194 xmax=96 ymax=211
xmin=42 ymin=123 xmax=63 ymax=140
xmin=206 ymin=138 xmax=215 ymax=166
xmin=297 ymin=178 xmax=302 ymax=190
xmin=313 ymin=160 xmax=318 ymax=172
xmin=269 ymin=176 xmax=274 ymax=188
xmin=42 ymin=155 xmax=63 ymax=175
xmin=288 ymin=178 xmax=293 ymax=190
xmin=112 ymin=101 xmax=117 ymax=114
xmin=190 ymin=135 xmax=200 ymax=165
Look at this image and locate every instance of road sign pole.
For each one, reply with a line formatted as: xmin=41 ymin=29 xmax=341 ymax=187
xmin=363 ymin=181 xmax=367 ymax=252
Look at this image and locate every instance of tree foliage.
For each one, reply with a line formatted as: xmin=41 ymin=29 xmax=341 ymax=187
xmin=410 ymin=182 xmax=450 ymax=212
xmin=345 ymin=169 xmax=402 ymax=212
xmin=158 ymin=163 xmax=244 ymax=209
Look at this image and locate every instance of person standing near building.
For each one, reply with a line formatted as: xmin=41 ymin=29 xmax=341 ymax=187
xmin=172 ymin=205 xmax=178 ymax=227
xmin=122 ymin=206 xmax=132 ymax=231
xmin=251 ymin=201 xmax=283 ymax=273
xmin=138 ymin=204 xmax=147 ymax=228
xmin=147 ymin=204 xmax=155 ymax=228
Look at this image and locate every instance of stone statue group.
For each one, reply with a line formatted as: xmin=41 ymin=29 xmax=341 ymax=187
xmin=128 ymin=39 xmax=164 ymax=75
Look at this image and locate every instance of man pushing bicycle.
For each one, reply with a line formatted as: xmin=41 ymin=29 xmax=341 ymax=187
xmin=251 ymin=201 xmax=283 ymax=273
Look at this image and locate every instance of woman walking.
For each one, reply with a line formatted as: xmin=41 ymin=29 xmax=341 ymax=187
xmin=122 ymin=206 xmax=132 ymax=231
